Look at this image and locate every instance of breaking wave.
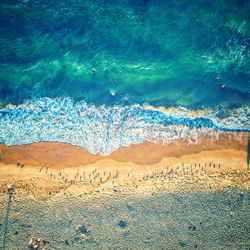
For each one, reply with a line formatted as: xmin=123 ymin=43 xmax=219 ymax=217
xmin=0 ymin=98 xmax=249 ymax=155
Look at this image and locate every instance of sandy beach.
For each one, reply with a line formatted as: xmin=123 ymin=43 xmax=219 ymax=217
xmin=0 ymin=131 xmax=248 ymax=200
xmin=0 ymin=132 xmax=249 ymax=249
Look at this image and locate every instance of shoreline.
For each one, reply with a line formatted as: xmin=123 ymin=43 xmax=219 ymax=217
xmin=0 ymin=131 xmax=247 ymax=167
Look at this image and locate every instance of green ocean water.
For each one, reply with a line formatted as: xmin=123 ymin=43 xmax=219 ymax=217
xmin=0 ymin=0 xmax=249 ymax=108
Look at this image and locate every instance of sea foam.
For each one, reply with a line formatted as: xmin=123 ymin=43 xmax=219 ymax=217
xmin=0 ymin=98 xmax=249 ymax=155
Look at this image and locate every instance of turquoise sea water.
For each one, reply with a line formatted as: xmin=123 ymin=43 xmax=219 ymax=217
xmin=0 ymin=0 xmax=249 ymax=150
xmin=0 ymin=0 xmax=249 ymax=107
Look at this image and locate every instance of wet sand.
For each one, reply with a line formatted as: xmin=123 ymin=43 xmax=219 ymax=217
xmin=0 ymin=131 xmax=247 ymax=167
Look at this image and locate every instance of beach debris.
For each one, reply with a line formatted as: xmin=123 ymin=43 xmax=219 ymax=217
xmin=28 ymin=237 xmax=47 ymax=249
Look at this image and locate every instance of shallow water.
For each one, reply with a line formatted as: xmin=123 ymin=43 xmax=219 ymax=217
xmin=0 ymin=190 xmax=250 ymax=249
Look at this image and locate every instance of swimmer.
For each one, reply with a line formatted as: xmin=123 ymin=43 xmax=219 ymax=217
xmin=110 ymin=89 xmax=116 ymax=96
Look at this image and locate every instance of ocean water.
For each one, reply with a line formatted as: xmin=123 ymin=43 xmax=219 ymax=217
xmin=0 ymin=0 xmax=249 ymax=150
xmin=0 ymin=0 xmax=249 ymax=107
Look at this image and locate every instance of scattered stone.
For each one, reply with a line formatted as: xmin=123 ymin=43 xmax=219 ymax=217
xmin=118 ymin=220 xmax=128 ymax=229
xmin=75 ymin=224 xmax=92 ymax=241
xmin=179 ymin=240 xmax=186 ymax=247
xmin=188 ymin=225 xmax=197 ymax=231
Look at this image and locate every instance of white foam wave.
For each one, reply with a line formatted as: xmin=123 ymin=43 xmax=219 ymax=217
xmin=0 ymin=98 xmax=249 ymax=155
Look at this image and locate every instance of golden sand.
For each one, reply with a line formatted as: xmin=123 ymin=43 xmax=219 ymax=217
xmin=0 ymin=148 xmax=248 ymax=201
